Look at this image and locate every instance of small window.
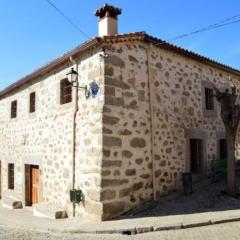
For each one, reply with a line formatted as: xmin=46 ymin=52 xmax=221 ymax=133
xmin=205 ymin=88 xmax=214 ymax=110
xmin=219 ymin=139 xmax=227 ymax=160
xmin=8 ymin=163 xmax=14 ymax=190
xmin=60 ymin=79 xmax=72 ymax=105
xmin=29 ymin=92 xmax=36 ymax=113
xmin=11 ymin=100 xmax=17 ymax=118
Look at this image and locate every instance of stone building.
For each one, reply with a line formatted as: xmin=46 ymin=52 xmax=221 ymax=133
xmin=0 ymin=4 xmax=240 ymax=221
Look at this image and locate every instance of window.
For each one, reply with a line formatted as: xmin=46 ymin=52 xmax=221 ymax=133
xmin=29 ymin=92 xmax=36 ymax=113
xmin=205 ymin=88 xmax=214 ymax=110
xmin=219 ymin=139 xmax=227 ymax=160
xmin=60 ymin=79 xmax=72 ymax=105
xmin=8 ymin=163 xmax=14 ymax=190
xmin=202 ymin=81 xmax=217 ymax=117
xmin=11 ymin=100 xmax=17 ymax=118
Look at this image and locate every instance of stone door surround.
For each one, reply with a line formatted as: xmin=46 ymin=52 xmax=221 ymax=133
xmin=185 ymin=129 xmax=208 ymax=174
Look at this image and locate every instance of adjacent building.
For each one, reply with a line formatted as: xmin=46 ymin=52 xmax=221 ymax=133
xmin=0 ymin=4 xmax=239 ymax=221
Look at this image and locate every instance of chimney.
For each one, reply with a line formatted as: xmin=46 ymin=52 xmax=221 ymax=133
xmin=95 ymin=4 xmax=122 ymax=36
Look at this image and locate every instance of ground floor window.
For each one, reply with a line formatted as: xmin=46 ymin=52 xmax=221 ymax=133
xmin=8 ymin=163 xmax=14 ymax=190
xmin=219 ymin=139 xmax=227 ymax=160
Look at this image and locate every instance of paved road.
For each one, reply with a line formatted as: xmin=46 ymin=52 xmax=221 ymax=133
xmin=1 ymin=221 xmax=240 ymax=240
xmin=123 ymin=176 xmax=240 ymax=219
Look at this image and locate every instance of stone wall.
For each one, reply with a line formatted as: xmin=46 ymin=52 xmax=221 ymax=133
xmin=101 ymin=43 xmax=153 ymax=219
xmin=74 ymin=52 xmax=105 ymax=220
xmin=147 ymin=45 xmax=240 ymax=197
xmin=0 ymin=49 xmax=104 ymax=220
xmin=1 ymin=38 xmax=240 ymax=221
xmin=100 ymin=40 xmax=240 ymax=219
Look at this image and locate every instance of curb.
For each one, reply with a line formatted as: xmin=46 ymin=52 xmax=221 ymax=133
xmin=1 ymin=215 xmax=240 ymax=236
xmin=51 ymin=215 xmax=240 ymax=235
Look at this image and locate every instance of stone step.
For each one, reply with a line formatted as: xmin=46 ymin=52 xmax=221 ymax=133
xmin=33 ymin=202 xmax=68 ymax=220
xmin=1 ymin=196 xmax=23 ymax=209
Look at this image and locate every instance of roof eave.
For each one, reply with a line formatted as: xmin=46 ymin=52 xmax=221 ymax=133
xmin=143 ymin=34 xmax=240 ymax=77
xmin=1 ymin=32 xmax=240 ymax=100
xmin=0 ymin=37 xmax=102 ymax=100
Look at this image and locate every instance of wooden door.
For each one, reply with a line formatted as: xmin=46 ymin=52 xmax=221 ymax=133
xmin=30 ymin=166 xmax=40 ymax=204
xmin=190 ymin=139 xmax=203 ymax=173
xmin=25 ymin=165 xmax=40 ymax=206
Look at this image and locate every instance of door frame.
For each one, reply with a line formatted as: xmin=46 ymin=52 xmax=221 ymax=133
xmin=22 ymin=156 xmax=43 ymax=206
xmin=25 ymin=164 xmax=40 ymax=206
xmin=189 ymin=138 xmax=203 ymax=173
xmin=185 ymin=129 xmax=208 ymax=175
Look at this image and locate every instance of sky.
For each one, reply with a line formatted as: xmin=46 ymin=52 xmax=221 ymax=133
xmin=0 ymin=0 xmax=240 ymax=90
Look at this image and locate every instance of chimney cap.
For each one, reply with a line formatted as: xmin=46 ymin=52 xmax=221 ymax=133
xmin=95 ymin=3 xmax=122 ymax=20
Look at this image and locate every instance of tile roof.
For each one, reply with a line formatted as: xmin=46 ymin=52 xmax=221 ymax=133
xmin=103 ymin=32 xmax=240 ymax=76
xmin=0 ymin=32 xmax=239 ymax=99
xmin=0 ymin=37 xmax=102 ymax=99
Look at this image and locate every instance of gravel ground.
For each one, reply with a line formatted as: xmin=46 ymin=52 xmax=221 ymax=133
xmin=122 ymin=175 xmax=240 ymax=218
xmin=0 ymin=226 xmax=123 ymax=240
xmin=2 ymin=174 xmax=240 ymax=240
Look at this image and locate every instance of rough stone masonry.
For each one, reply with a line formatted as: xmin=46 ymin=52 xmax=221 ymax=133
xmin=100 ymin=35 xmax=240 ymax=220
xmin=1 ymin=5 xmax=240 ymax=221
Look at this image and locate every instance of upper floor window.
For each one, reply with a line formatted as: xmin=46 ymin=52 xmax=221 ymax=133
xmin=29 ymin=92 xmax=36 ymax=113
xmin=60 ymin=79 xmax=72 ymax=105
xmin=8 ymin=163 xmax=14 ymax=190
xmin=11 ymin=100 xmax=17 ymax=118
xmin=202 ymin=81 xmax=217 ymax=118
xmin=205 ymin=88 xmax=214 ymax=110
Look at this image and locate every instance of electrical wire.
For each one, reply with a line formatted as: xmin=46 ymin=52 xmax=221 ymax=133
xmin=168 ymin=20 xmax=240 ymax=42
xmin=43 ymin=0 xmax=240 ymax=45
xmin=162 ymin=14 xmax=240 ymax=44
xmin=45 ymin=0 xmax=90 ymax=39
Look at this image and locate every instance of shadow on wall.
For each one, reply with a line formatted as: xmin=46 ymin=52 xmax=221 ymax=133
xmin=115 ymin=172 xmax=240 ymax=221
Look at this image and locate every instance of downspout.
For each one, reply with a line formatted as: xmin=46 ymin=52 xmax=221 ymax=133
xmin=146 ymin=43 xmax=157 ymax=200
xmin=70 ymin=56 xmax=79 ymax=217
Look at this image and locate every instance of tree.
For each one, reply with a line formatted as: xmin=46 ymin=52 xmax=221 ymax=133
xmin=214 ymin=86 xmax=240 ymax=197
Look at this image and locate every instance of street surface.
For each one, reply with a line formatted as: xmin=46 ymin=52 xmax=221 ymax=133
xmin=1 ymin=221 xmax=240 ymax=240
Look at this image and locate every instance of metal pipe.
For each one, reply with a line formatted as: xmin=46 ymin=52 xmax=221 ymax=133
xmin=70 ymin=56 xmax=79 ymax=217
xmin=146 ymin=44 xmax=157 ymax=200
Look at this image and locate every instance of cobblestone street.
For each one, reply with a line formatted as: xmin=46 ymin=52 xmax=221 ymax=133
xmin=1 ymin=221 xmax=240 ymax=240
xmin=122 ymin=175 xmax=240 ymax=219
xmin=139 ymin=221 xmax=240 ymax=240
xmin=1 ymin=175 xmax=240 ymax=239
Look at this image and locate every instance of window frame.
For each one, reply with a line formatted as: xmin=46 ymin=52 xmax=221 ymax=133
xmin=11 ymin=100 xmax=17 ymax=119
xmin=29 ymin=92 xmax=36 ymax=113
xmin=60 ymin=78 xmax=73 ymax=105
xmin=219 ymin=138 xmax=227 ymax=160
xmin=205 ymin=88 xmax=214 ymax=110
xmin=8 ymin=163 xmax=14 ymax=190
xmin=201 ymin=81 xmax=217 ymax=118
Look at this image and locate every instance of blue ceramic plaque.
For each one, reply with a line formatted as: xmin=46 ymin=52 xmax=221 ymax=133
xmin=90 ymin=81 xmax=100 ymax=97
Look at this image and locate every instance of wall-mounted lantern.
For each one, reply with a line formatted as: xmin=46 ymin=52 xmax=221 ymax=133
xmin=66 ymin=68 xmax=100 ymax=99
xmin=66 ymin=68 xmax=90 ymax=99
